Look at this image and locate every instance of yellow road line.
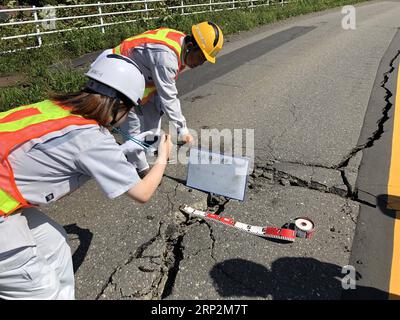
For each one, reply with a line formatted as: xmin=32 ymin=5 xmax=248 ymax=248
xmin=388 ymin=64 xmax=400 ymax=299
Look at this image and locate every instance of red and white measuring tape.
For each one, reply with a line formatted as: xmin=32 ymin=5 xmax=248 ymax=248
xmin=180 ymin=205 xmax=315 ymax=242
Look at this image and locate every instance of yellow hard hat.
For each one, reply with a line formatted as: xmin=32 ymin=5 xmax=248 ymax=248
xmin=191 ymin=21 xmax=224 ymax=64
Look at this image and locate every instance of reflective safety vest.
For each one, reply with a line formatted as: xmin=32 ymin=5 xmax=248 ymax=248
xmin=0 ymin=100 xmax=98 ymax=216
xmin=113 ymin=28 xmax=186 ymax=105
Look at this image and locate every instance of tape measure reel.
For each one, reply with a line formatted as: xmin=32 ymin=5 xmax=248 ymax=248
xmin=294 ymin=217 xmax=315 ymax=239
xmin=180 ymin=205 xmax=315 ymax=242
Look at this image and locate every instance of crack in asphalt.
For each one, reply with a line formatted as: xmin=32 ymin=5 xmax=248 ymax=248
xmin=335 ymin=49 xmax=400 ymax=170
xmin=340 ymin=169 xmax=354 ymax=199
xmin=250 ymin=164 xmax=348 ymax=197
xmin=256 ymin=158 xmax=338 ymax=171
xmin=134 ymin=222 xmax=164 ymax=259
xmin=159 ymin=193 xmax=229 ymax=299
xmin=201 ymin=220 xmax=217 ymax=261
xmin=252 ymin=49 xmax=400 ymax=210
xmin=159 ymin=228 xmax=186 ymax=299
xmin=95 ymin=266 xmax=119 ymax=300
xmin=98 ymin=161 xmax=361 ymax=298
xmin=249 ymin=161 xmax=375 ymax=213
xmin=129 ymin=185 xmax=202 ymax=300
xmin=95 ymin=181 xmax=195 ymax=300
xmin=95 ymin=222 xmax=164 ymax=300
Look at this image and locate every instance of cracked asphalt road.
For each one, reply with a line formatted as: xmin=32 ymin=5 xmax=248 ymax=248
xmin=43 ymin=0 xmax=400 ymax=299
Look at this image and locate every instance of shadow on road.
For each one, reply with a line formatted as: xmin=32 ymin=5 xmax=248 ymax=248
xmin=64 ymin=224 xmax=93 ymax=273
xmin=377 ymin=194 xmax=400 ymax=218
xmin=210 ymin=258 xmax=397 ymax=300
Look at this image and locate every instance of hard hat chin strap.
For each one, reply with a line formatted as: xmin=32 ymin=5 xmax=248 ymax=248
xmin=207 ymin=21 xmax=220 ymax=47
xmin=110 ymin=98 xmax=134 ymax=127
xmin=110 ymin=98 xmax=121 ymax=126
xmin=186 ymin=35 xmax=199 ymax=50
xmin=85 ymin=79 xmax=119 ymax=100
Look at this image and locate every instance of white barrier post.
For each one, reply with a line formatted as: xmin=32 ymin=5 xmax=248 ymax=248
xmin=33 ymin=6 xmax=42 ymax=47
xmin=144 ymin=0 xmax=149 ymax=20
xmin=98 ymin=2 xmax=105 ymax=33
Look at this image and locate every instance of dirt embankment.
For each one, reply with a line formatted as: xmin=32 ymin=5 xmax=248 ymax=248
xmin=0 ymin=74 xmax=27 ymax=88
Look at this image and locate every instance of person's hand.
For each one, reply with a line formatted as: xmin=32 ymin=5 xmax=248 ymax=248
xmin=180 ymin=133 xmax=194 ymax=146
xmin=157 ymin=134 xmax=173 ymax=163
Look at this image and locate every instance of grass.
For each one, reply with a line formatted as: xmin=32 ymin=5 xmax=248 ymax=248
xmin=0 ymin=0 xmax=370 ymax=111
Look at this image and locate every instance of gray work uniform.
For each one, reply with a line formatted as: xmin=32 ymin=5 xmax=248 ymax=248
xmin=0 ymin=124 xmax=140 ymax=299
xmin=94 ymin=41 xmax=188 ymax=171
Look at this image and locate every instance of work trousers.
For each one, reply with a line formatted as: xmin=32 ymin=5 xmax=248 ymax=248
xmin=0 ymin=208 xmax=75 ymax=300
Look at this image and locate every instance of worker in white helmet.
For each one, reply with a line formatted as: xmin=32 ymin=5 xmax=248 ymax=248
xmin=0 ymin=54 xmax=172 ymax=299
xmin=93 ymin=22 xmax=224 ymax=177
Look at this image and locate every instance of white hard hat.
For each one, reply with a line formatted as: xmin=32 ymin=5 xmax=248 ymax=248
xmin=85 ymin=54 xmax=145 ymax=106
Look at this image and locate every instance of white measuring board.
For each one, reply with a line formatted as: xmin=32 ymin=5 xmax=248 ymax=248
xmin=186 ymin=148 xmax=250 ymax=201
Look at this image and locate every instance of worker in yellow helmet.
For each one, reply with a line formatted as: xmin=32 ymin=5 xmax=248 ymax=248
xmin=92 ymin=21 xmax=224 ymax=178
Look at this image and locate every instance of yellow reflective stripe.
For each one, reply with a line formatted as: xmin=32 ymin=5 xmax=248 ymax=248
xmin=0 ymin=100 xmax=71 ymax=132
xmin=157 ymin=28 xmax=170 ymax=38
xmin=121 ymin=29 xmax=183 ymax=56
xmin=0 ymin=188 xmax=20 ymax=214
xmin=131 ymin=33 xmax=182 ymax=53
xmin=114 ymin=45 xmax=121 ymax=54
xmin=143 ymin=85 xmax=156 ymax=98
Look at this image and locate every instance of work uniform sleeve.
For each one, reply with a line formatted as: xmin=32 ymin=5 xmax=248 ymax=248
xmin=75 ymin=134 xmax=141 ymax=199
xmin=151 ymin=60 xmax=189 ymax=136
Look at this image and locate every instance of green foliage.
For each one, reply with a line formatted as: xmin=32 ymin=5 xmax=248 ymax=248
xmin=5 ymin=1 xmax=91 ymax=6
xmin=0 ymin=64 xmax=85 ymax=110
